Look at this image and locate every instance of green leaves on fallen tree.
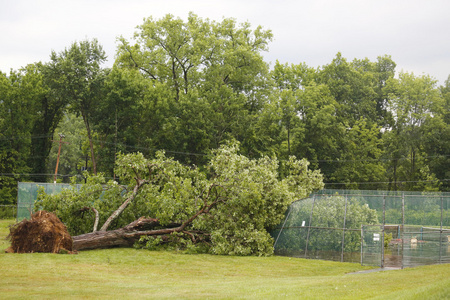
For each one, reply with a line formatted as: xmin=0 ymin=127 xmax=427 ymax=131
xmin=37 ymin=142 xmax=323 ymax=256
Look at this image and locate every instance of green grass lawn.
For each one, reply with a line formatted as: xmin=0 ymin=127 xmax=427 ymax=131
xmin=0 ymin=219 xmax=449 ymax=299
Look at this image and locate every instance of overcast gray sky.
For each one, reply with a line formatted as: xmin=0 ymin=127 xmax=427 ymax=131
xmin=1 ymin=0 xmax=449 ymax=84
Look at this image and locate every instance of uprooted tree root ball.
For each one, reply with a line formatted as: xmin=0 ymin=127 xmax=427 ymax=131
xmin=6 ymin=210 xmax=75 ymax=254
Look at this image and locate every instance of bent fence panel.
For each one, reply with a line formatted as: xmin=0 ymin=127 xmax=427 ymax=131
xmin=272 ymin=189 xmax=450 ymax=268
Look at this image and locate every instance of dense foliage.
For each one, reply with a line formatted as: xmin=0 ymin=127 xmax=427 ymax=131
xmin=1 ymin=13 xmax=450 ymax=206
xmin=36 ymin=142 xmax=324 ymax=255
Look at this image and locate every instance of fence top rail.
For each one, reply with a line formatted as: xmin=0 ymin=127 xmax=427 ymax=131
xmin=291 ymin=189 xmax=450 ymax=203
xmin=275 ymin=225 xmax=361 ymax=231
xmin=421 ymin=227 xmax=450 ymax=231
xmin=325 ymin=194 xmax=449 ymax=199
xmin=315 ymin=188 xmax=450 ymax=196
xmin=314 ymin=194 xmax=402 ymax=198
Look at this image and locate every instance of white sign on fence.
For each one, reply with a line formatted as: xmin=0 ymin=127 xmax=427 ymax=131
xmin=373 ymin=233 xmax=380 ymax=241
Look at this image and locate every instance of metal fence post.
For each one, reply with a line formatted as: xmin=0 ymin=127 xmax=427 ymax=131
xmin=304 ymin=195 xmax=316 ymax=258
xmin=381 ymin=195 xmax=386 ymax=268
xmin=360 ymin=224 xmax=364 ymax=266
xmin=273 ymin=205 xmax=292 ymax=250
xmin=341 ymin=195 xmax=348 ymax=262
xmin=401 ymin=192 xmax=405 ymax=269
xmin=439 ymin=196 xmax=443 ymax=264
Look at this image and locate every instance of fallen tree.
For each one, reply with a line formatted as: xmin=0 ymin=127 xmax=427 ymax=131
xmin=72 ymin=218 xmax=205 ymax=251
xmin=37 ymin=142 xmax=324 ymax=255
xmin=7 ymin=211 xmax=73 ymax=253
xmin=72 ymin=183 xmax=223 ymax=251
xmin=72 ymin=217 xmax=161 ymax=250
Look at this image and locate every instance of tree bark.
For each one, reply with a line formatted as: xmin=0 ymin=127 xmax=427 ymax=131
xmin=81 ymin=109 xmax=97 ymax=175
xmin=99 ymin=178 xmax=147 ymax=231
xmin=77 ymin=206 xmax=100 ymax=232
xmin=72 ymin=183 xmax=225 ymax=251
xmin=72 ymin=217 xmax=179 ymax=250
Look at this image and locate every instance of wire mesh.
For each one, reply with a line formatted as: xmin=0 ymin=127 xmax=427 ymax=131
xmin=361 ymin=225 xmax=384 ymax=267
xmin=272 ymin=189 xmax=450 ymax=268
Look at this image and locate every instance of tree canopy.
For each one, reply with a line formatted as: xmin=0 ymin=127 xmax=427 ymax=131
xmin=1 ymin=12 xmax=450 ymax=209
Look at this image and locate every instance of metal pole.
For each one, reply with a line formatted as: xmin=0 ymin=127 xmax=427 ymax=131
xmin=401 ymin=192 xmax=405 ymax=269
xmin=16 ymin=181 xmax=19 ymax=222
xmin=341 ymin=195 xmax=348 ymax=262
xmin=382 ymin=195 xmax=386 ymax=268
xmin=304 ymin=195 xmax=316 ymax=258
xmin=53 ymin=134 xmax=67 ymax=184
xmin=360 ymin=224 xmax=364 ymax=266
xmin=439 ymin=196 xmax=443 ymax=264
xmin=273 ymin=205 xmax=292 ymax=250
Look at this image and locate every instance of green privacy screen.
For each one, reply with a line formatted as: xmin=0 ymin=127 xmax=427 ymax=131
xmin=16 ymin=182 xmax=82 ymax=221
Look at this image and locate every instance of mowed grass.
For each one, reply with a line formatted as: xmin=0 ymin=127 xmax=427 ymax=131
xmin=0 ymin=219 xmax=449 ymax=299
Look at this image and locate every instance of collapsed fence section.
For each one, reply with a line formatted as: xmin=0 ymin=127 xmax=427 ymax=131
xmin=272 ymin=189 xmax=450 ymax=268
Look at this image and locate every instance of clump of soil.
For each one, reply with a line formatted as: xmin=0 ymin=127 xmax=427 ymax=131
xmin=6 ymin=210 xmax=74 ymax=254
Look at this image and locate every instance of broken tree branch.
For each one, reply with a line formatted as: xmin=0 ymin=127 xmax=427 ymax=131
xmin=99 ymin=178 xmax=148 ymax=232
xmin=72 ymin=183 xmax=227 ymax=251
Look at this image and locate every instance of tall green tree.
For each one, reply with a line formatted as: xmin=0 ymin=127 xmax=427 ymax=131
xmin=270 ymin=55 xmax=395 ymax=189
xmin=269 ymin=61 xmax=344 ymax=180
xmin=331 ymin=118 xmax=386 ymax=190
xmin=317 ymin=53 xmax=396 ymax=128
xmin=384 ymin=72 xmax=444 ymax=190
xmin=27 ymin=63 xmax=68 ymax=182
xmin=47 ymin=39 xmax=107 ymax=175
xmin=269 ymin=61 xmax=316 ymax=160
xmin=116 ymin=13 xmax=273 ymax=164
xmin=422 ymin=75 xmax=450 ymax=191
xmin=92 ymin=66 xmax=147 ymax=176
xmin=294 ymin=82 xmax=344 ymax=178
xmin=0 ymin=69 xmax=39 ymax=203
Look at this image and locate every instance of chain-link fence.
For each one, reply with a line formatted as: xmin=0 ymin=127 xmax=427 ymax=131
xmin=15 ymin=183 xmax=450 ymax=268
xmin=272 ymin=189 xmax=450 ymax=268
xmin=17 ymin=182 xmax=82 ymax=221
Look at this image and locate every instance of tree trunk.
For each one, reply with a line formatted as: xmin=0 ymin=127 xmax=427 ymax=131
xmin=72 ymin=228 xmax=139 ymax=250
xmin=72 ymin=217 xmax=182 ymax=250
xmin=81 ymin=109 xmax=97 ymax=175
xmin=72 ymin=184 xmax=224 ymax=251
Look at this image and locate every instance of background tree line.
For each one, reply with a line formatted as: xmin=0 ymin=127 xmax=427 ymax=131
xmin=1 ymin=13 xmax=449 ymax=206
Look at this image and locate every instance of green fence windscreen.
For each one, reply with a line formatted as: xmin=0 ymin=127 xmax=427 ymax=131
xmin=17 ymin=182 xmax=82 ymax=221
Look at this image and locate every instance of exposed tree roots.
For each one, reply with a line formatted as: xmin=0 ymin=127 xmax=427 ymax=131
xmin=6 ymin=211 xmax=74 ymax=254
